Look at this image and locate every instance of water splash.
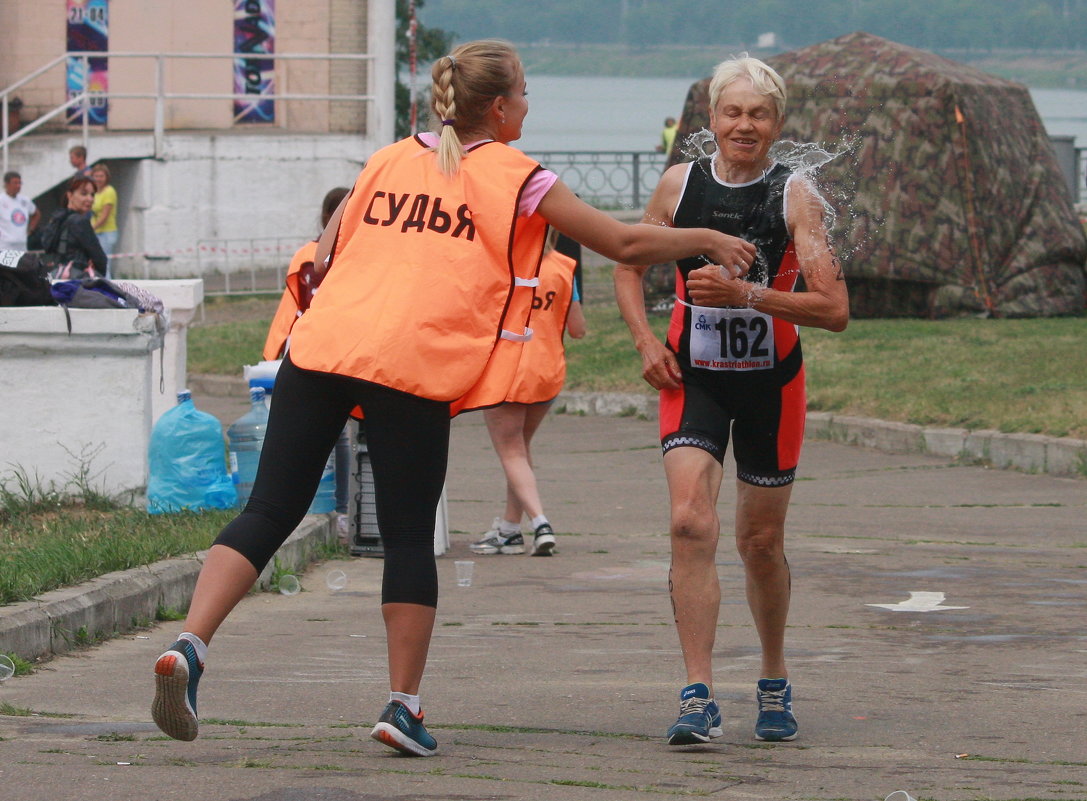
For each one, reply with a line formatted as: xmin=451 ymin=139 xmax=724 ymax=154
xmin=777 ymin=137 xmax=862 ymax=269
xmin=677 ymin=128 xmax=718 ymax=162
xmin=768 ymin=139 xmax=853 ymax=174
xmin=669 ymin=130 xmax=864 ymax=276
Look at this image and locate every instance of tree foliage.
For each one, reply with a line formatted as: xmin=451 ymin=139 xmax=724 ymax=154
xmin=420 ymin=0 xmax=1087 ymax=52
xmin=396 ymin=0 xmax=454 ymax=139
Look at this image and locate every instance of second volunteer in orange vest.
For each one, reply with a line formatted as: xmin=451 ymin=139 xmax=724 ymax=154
xmin=471 ymin=233 xmax=586 ymax=557
xmin=151 ymin=39 xmax=758 ymax=758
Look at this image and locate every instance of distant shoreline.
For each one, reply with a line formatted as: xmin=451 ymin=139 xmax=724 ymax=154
xmin=515 ymin=43 xmax=1087 ymax=89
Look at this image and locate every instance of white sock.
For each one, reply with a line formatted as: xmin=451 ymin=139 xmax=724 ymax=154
xmin=390 ymin=691 xmax=421 ymax=716
xmin=497 ymin=518 xmax=520 ymax=535
xmin=178 ymin=632 xmax=208 ymax=665
xmin=531 ymin=515 xmax=549 ymax=531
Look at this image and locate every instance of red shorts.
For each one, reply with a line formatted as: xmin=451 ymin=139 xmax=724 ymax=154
xmin=659 ymin=367 xmax=806 ymax=487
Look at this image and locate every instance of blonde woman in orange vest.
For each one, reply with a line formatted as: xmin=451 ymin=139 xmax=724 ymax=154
xmin=472 ymin=230 xmax=585 ymax=557
xmin=151 ymin=39 xmax=757 ymax=758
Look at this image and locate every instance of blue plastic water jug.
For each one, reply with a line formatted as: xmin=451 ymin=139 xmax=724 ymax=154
xmin=227 ymin=387 xmax=269 ymax=508
xmin=147 ymin=390 xmax=237 ymax=513
xmin=309 ymin=451 xmax=336 ymax=513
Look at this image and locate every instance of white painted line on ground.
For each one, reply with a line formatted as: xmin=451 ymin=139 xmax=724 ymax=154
xmin=866 ymin=591 xmax=969 ymax=612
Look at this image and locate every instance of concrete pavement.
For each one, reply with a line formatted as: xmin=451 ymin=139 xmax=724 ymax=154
xmin=1 ymin=410 xmax=1086 ymax=801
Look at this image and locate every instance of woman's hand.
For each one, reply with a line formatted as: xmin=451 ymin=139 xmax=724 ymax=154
xmin=703 ymin=233 xmax=756 ymax=278
xmin=565 ymin=300 xmax=587 ymax=339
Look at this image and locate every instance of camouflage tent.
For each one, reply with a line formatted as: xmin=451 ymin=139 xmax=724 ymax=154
xmin=672 ymin=31 xmax=1087 ymax=318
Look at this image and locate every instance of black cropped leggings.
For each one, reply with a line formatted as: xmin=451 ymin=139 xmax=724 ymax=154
xmin=214 ymin=355 xmax=450 ymax=607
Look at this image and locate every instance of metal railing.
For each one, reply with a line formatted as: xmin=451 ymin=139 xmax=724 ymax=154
xmin=529 ymin=147 xmax=1086 ymax=211
xmin=2 ymin=50 xmax=376 ymax=173
xmin=526 ymin=150 xmax=668 ymax=210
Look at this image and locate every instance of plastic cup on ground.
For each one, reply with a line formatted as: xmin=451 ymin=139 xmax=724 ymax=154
xmin=0 ymin=655 xmax=14 ymax=681
xmin=326 ymin=568 xmax=347 ymax=591
xmin=279 ymin=574 xmax=301 ymax=596
xmin=454 ymin=560 xmax=474 ymax=587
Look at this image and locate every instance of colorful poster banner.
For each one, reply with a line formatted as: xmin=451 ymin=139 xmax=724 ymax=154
xmin=234 ymin=0 xmax=276 ymax=123
xmin=66 ymin=0 xmax=109 ymax=126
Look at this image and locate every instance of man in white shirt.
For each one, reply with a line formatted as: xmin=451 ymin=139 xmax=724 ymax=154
xmin=0 ymin=171 xmax=40 ymax=251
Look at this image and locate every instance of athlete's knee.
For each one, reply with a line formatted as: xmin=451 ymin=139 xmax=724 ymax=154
xmin=670 ymin=502 xmax=718 ymax=548
xmin=736 ymin=525 xmax=786 ymax=567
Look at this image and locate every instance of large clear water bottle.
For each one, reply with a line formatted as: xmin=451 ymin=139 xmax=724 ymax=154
xmin=309 ymin=450 xmax=337 ymax=514
xmin=147 ymin=390 xmax=237 ymax=513
xmin=227 ymin=387 xmax=269 ymax=508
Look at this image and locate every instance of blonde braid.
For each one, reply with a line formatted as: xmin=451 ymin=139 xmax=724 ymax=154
xmin=428 ymin=40 xmax=520 ymax=176
xmin=432 ymin=55 xmax=463 ymax=176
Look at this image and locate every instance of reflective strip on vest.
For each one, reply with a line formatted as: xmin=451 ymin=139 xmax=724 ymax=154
xmin=500 ymin=326 xmax=534 ymax=342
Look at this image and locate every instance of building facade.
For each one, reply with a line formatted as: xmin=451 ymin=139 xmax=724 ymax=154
xmin=1 ymin=0 xmax=396 ymax=275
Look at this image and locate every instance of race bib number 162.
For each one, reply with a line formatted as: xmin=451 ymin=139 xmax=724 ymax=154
xmin=688 ymin=306 xmax=775 ymax=371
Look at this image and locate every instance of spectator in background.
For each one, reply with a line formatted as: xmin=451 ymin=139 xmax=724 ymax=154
xmin=0 ymin=171 xmax=40 ymax=251
xmin=657 ymin=116 xmax=678 ymax=157
xmin=69 ymin=145 xmax=93 ymax=177
xmin=90 ymin=164 xmax=118 ymax=277
xmin=40 ymin=174 xmax=108 ymax=278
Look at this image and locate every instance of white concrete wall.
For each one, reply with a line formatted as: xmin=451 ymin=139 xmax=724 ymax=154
xmin=0 ymin=307 xmax=159 ymax=498
xmin=0 ymin=279 xmax=201 ymax=499
xmin=119 ymin=132 xmax=369 ymax=276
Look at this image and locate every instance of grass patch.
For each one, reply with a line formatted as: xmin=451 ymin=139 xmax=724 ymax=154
xmin=1 ymin=652 xmax=35 ymax=677
xmin=0 ymin=488 xmax=232 ymax=606
xmin=803 ymin=317 xmax=1087 ymax=439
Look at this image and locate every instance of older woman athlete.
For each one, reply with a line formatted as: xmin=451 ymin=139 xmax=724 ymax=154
xmin=615 ymin=54 xmax=848 ymax=746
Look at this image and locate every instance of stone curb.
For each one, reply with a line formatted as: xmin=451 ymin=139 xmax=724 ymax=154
xmin=190 ymin=376 xmax=1087 ymax=480
xmin=0 ymin=515 xmax=336 ymax=663
xmin=558 ymin=391 xmax=1085 ymax=479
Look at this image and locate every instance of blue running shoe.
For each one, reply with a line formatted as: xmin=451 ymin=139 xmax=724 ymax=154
xmin=151 ymin=639 xmax=203 ymax=741
xmin=370 ymin=700 xmax=438 ymax=756
xmin=754 ymin=678 xmax=798 ymax=741
xmin=667 ymin=682 xmax=724 ymax=745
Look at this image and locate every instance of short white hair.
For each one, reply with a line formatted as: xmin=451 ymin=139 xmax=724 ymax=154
xmin=708 ymin=54 xmax=786 ymax=119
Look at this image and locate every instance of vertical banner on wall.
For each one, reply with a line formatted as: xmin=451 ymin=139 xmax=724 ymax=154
xmin=66 ymin=0 xmax=109 ymax=125
xmin=234 ymin=0 xmax=276 ymax=123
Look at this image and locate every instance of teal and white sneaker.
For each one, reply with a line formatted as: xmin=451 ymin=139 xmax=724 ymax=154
xmin=754 ymin=678 xmax=798 ymax=741
xmin=370 ymin=700 xmax=438 ymax=756
xmin=666 ymin=682 xmax=723 ymax=745
xmin=151 ymin=639 xmax=204 ymax=741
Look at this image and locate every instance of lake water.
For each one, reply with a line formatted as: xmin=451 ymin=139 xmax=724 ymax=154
xmin=508 ymin=76 xmax=1087 ymax=152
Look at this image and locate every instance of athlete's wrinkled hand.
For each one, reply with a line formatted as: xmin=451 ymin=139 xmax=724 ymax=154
xmin=704 ymin=234 xmax=756 ymax=278
xmin=639 ymin=338 xmax=683 ymax=391
xmin=687 ymin=264 xmax=747 ymax=307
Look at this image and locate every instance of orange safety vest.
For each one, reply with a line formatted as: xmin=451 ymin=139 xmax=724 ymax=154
xmin=504 ymin=249 xmax=575 ymax=404
xmin=263 ymin=240 xmax=317 ymax=361
xmin=288 ymin=136 xmax=548 ymax=412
